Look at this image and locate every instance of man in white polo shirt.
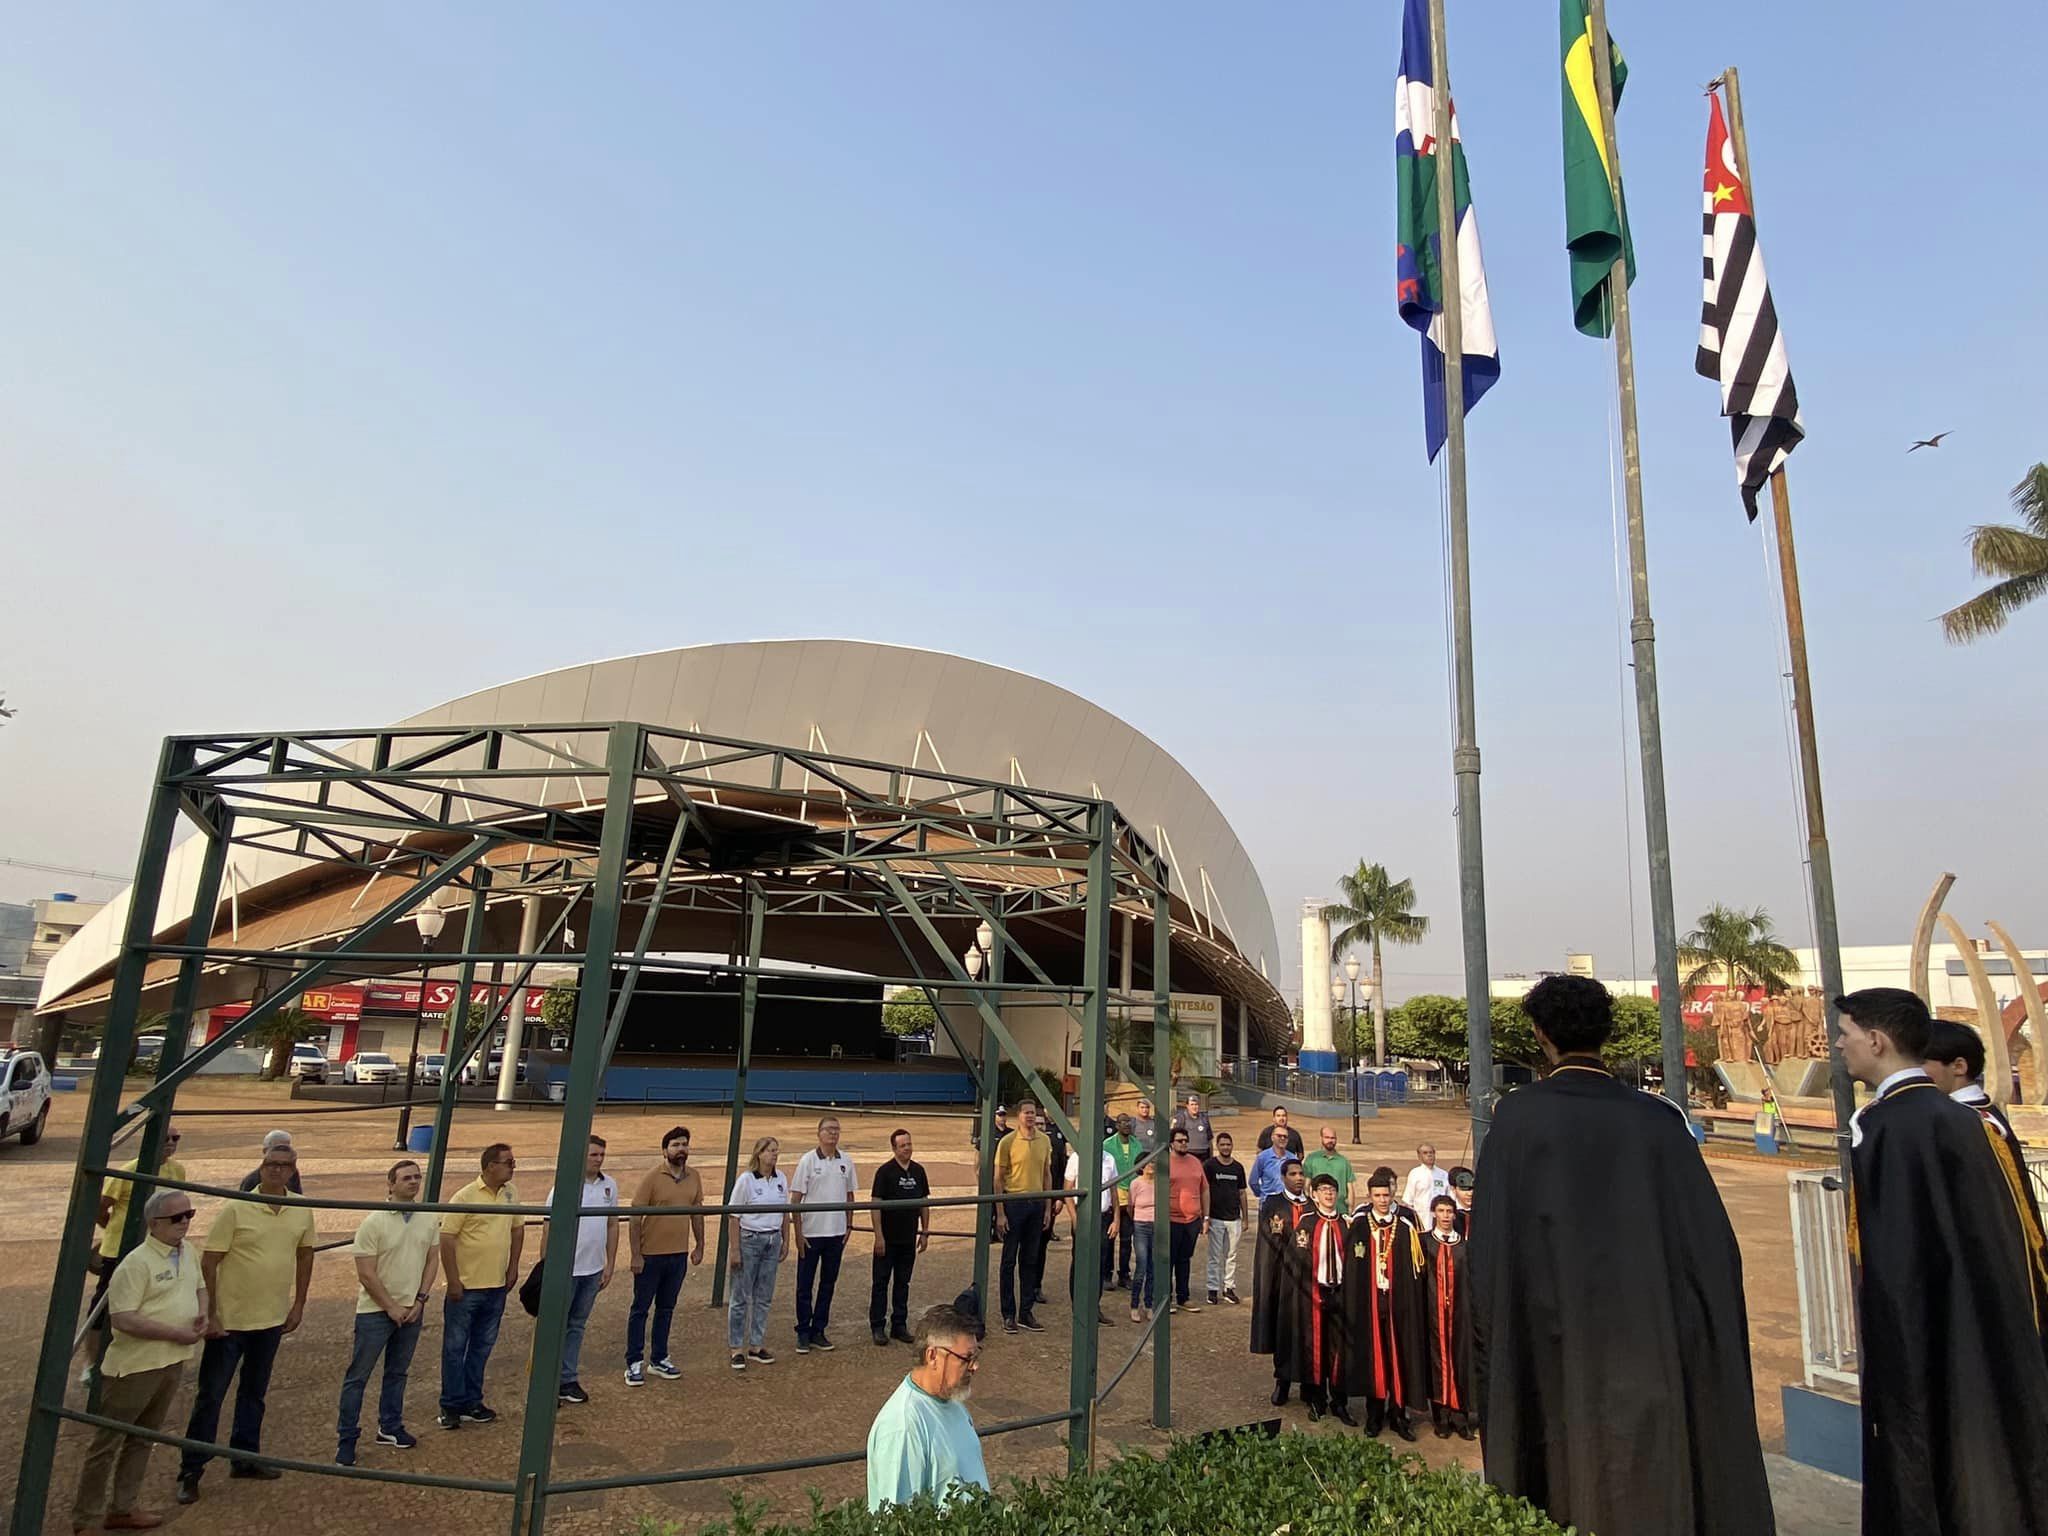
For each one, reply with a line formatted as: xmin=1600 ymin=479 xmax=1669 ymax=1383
xmin=790 ymin=1116 xmax=856 ymax=1354
xmin=337 ymin=1158 xmax=440 ymax=1465
xmin=543 ymin=1134 xmax=618 ymax=1406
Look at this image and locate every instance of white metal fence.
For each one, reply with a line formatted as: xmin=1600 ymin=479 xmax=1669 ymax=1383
xmin=1790 ymin=1147 xmax=2048 ymax=1396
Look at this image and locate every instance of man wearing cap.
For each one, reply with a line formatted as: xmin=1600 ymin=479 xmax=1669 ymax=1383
xmin=1289 ymin=1172 xmax=1354 ymax=1423
xmin=1249 ymin=1157 xmax=1308 ymax=1406
xmin=1347 ymin=1167 xmax=1426 ymax=1440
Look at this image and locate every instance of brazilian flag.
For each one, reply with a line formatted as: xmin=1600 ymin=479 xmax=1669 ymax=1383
xmin=1560 ymin=0 xmax=1634 ymax=338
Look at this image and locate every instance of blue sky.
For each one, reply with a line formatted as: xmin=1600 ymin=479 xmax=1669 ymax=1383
xmin=3 ymin=4 xmax=2043 ymax=1002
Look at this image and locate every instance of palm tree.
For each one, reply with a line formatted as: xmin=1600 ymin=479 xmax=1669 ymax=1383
xmin=1940 ymin=463 xmax=2048 ymax=642
xmin=1678 ymin=904 xmax=1800 ymax=1000
xmin=1322 ymin=862 xmax=1429 ymax=1067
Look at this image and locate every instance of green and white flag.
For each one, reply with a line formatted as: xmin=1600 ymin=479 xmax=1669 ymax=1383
xmin=1559 ymin=0 xmax=1635 ymax=337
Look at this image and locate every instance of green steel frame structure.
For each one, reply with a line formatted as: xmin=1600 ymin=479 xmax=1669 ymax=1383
xmin=11 ymin=722 xmax=1185 ymax=1536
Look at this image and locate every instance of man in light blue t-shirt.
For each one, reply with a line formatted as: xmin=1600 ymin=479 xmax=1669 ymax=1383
xmin=865 ymin=1303 xmax=989 ymax=1512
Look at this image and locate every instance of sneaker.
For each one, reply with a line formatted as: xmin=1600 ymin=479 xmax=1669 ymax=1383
xmin=335 ymin=1445 xmax=357 ymax=1468
xmin=794 ymin=1333 xmax=812 ymax=1355
xmin=1018 ymin=1314 xmax=1046 ymax=1332
xmin=1003 ymin=1318 xmax=1020 ymax=1334
xmin=1182 ymin=1299 xmax=1203 ymax=1312
xmin=624 ymin=1361 xmax=645 ymax=1387
xmin=811 ymin=1332 xmax=835 ymax=1352
xmin=649 ymin=1358 xmax=681 ymax=1380
xmin=1130 ymin=1306 xmax=1142 ymax=1323
xmin=729 ymin=1353 xmax=747 ymax=1371
xmin=437 ymin=1412 xmax=462 ymax=1432
xmin=229 ymin=1465 xmax=282 ymax=1482
xmin=872 ymin=1328 xmax=889 ymax=1346
xmin=374 ymin=1427 xmax=418 ymax=1450
xmin=747 ymin=1348 xmax=776 ymax=1365
xmin=1224 ymin=1289 xmax=1242 ymax=1306
xmin=558 ymin=1382 xmax=589 ymax=1405
xmin=1207 ymin=1290 xmax=1220 ymax=1305
xmin=459 ymin=1405 xmax=497 ymax=1426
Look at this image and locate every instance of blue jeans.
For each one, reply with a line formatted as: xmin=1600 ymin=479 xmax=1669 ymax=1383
xmin=439 ymin=1286 xmax=507 ymax=1414
xmin=560 ymin=1271 xmax=601 ymax=1386
xmin=794 ymin=1232 xmax=845 ymax=1340
xmin=179 ymin=1326 xmax=282 ymax=1480
xmin=626 ymin=1252 xmax=688 ymax=1366
xmin=337 ymin=1311 xmax=421 ymax=1446
xmin=726 ymin=1230 xmax=780 ymax=1350
xmin=1129 ymin=1222 xmax=1156 ymax=1309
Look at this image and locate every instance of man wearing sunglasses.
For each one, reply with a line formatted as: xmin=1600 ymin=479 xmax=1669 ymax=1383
xmin=865 ymin=1303 xmax=989 ymax=1512
xmin=73 ymin=1189 xmax=207 ymax=1533
xmin=86 ymin=1122 xmax=187 ymax=1383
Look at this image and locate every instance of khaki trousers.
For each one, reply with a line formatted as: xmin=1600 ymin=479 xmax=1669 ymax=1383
xmin=72 ymin=1362 xmax=183 ymax=1526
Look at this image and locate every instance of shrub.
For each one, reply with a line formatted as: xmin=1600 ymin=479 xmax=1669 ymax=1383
xmin=683 ymin=1428 xmax=1569 ymax=1536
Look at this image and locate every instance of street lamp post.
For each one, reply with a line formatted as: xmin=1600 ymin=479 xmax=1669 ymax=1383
xmin=395 ymin=904 xmax=446 ymax=1150
xmin=1344 ymin=956 xmax=1363 ymax=1144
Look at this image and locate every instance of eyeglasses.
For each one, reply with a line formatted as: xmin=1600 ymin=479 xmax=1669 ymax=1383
xmin=164 ymin=1134 xmax=182 ymax=1144
xmin=932 ymin=1345 xmax=981 ymax=1369
xmin=160 ymin=1211 xmax=194 ymax=1224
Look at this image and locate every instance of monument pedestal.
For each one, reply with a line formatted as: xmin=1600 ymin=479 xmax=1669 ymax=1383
xmin=1297 ymin=1049 xmax=1338 ymax=1075
xmin=1783 ymin=1383 xmax=1860 ymax=1482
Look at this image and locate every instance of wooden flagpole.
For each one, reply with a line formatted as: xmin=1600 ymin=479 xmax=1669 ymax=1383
xmin=1719 ymin=65 xmax=1860 ymax=1180
xmin=1585 ymin=0 xmax=1689 ymax=1114
xmin=1427 ymin=0 xmax=1496 ymax=1155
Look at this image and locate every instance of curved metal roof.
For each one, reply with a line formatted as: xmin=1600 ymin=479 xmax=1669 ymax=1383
xmin=42 ymin=641 xmax=1284 ymax=1039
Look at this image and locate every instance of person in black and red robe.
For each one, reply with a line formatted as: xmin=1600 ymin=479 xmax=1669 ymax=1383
xmin=1345 ymin=1166 xmax=1427 ymax=1440
xmin=1420 ymin=1194 xmax=1474 ymax=1439
xmin=1447 ymin=1165 xmax=1475 ymax=1239
xmin=1248 ymin=1158 xmax=1307 ymax=1405
xmin=1284 ymin=1173 xmax=1355 ymax=1424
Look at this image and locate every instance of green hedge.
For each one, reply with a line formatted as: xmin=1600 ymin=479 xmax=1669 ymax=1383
xmin=668 ymin=1429 xmax=1570 ymax=1536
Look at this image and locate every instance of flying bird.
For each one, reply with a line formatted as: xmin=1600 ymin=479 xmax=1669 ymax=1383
xmin=1908 ymin=432 xmax=1951 ymax=452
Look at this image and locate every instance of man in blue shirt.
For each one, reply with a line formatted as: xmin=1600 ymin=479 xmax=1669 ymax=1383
xmin=1249 ymin=1138 xmax=1290 ymax=1203
xmin=866 ymin=1303 xmax=989 ymax=1511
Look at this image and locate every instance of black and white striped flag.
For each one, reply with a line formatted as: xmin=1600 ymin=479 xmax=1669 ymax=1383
xmin=1695 ymin=94 xmax=1803 ymax=522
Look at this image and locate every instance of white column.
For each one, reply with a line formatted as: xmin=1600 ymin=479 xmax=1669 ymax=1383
xmin=1299 ymin=900 xmax=1336 ymax=1073
xmin=1237 ymin=999 xmax=1250 ymax=1059
xmin=496 ymin=896 xmax=541 ymax=1111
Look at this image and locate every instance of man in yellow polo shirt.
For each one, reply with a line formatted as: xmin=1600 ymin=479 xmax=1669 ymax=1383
xmin=175 ymin=1143 xmax=315 ymax=1504
xmin=992 ymin=1101 xmax=1053 ymax=1333
xmin=72 ymin=1188 xmax=207 ymax=1533
xmin=85 ymin=1121 xmax=187 ymax=1383
xmin=437 ymin=1142 xmax=522 ymax=1430
xmin=335 ymin=1158 xmax=441 ymax=1464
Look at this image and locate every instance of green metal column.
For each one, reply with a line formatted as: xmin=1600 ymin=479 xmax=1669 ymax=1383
xmin=1066 ymin=814 xmax=1112 ymax=1471
xmin=975 ymin=936 xmax=1006 ymax=1314
xmin=11 ymin=742 xmax=192 ymax=1536
xmin=510 ymin=726 xmax=641 ymax=1536
xmin=1150 ymin=880 xmax=1173 ymax=1429
xmin=424 ymin=868 xmax=491 ymax=1202
xmin=709 ymin=880 xmax=766 ymax=1308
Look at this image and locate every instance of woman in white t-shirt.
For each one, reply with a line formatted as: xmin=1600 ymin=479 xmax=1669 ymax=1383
xmin=726 ymin=1137 xmax=793 ymax=1369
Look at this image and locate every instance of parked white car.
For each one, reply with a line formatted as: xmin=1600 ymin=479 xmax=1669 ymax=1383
xmin=344 ymin=1051 xmax=401 ymax=1085
xmin=0 ymin=1049 xmax=53 ymax=1146
xmin=287 ymin=1043 xmax=329 ymax=1082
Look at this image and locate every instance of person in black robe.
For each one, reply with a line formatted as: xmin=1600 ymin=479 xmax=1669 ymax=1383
xmin=1471 ymin=975 xmax=1774 ymax=1536
xmin=1344 ymin=1166 xmax=1426 ymax=1439
xmin=1922 ymin=1016 xmax=2048 ymax=1326
xmin=1287 ymin=1174 xmax=1355 ymax=1423
xmin=1248 ymin=1157 xmax=1306 ymax=1405
xmin=1420 ymin=1194 xmax=1475 ymax=1439
xmin=1447 ymin=1165 xmax=1475 ymax=1239
xmin=1838 ymin=987 xmax=2048 ymax=1535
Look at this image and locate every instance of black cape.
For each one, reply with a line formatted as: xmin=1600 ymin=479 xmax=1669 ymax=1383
xmin=1421 ymin=1230 xmax=1474 ymax=1419
xmin=1249 ymin=1192 xmax=1306 ymax=1360
xmin=1954 ymin=1086 xmax=2048 ymax=1330
xmin=1280 ymin=1209 xmax=1351 ymax=1388
xmin=1852 ymin=1077 xmax=2048 ymax=1535
xmin=1471 ymin=1060 xmax=1774 ymax=1536
xmin=1343 ymin=1210 xmax=1428 ymax=1411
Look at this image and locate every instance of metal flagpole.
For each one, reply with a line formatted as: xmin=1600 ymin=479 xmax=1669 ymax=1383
xmin=1720 ymin=66 xmax=1859 ymax=1184
xmin=1427 ymin=0 xmax=1496 ymax=1153
xmin=1585 ymin=0 xmax=1689 ymax=1114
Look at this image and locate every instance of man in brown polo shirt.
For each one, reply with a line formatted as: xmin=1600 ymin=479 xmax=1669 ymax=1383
xmin=624 ymin=1125 xmax=705 ymax=1385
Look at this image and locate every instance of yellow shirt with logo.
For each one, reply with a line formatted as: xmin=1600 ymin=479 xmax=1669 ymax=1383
xmin=442 ymin=1178 xmax=519 ymax=1289
xmin=351 ymin=1206 xmax=443 ymax=1314
xmin=101 ymin=1157 xmax=188 ymax=1260
xmin=204 ymin=1195 xmax=316 ymax=1332
xmin=102 ymin=1235 xmax=203 ymax=1377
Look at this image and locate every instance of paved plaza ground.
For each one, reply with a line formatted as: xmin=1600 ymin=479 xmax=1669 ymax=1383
xmin=0 ymin=1082 xmax=1857 ymax=1534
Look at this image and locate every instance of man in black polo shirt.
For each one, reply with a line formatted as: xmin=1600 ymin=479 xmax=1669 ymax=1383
xmin=869 ymin=1129 xmax=931 ymax=1346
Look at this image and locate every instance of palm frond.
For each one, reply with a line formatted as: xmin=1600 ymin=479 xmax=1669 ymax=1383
xmin=2012 ymin=462 xmax=2048 ymax=538
xmin=1965 ymin=523 xmax=2048 ymax=580
xmin=1940 ymin=568 xmax=2048 ymax=644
